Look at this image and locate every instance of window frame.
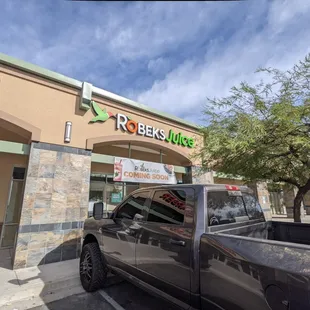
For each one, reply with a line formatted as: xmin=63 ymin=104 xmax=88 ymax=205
xmin=242 ymin=192 xmax=265 ymax=221
xmin=144 ymin=187 xmax=191 ymax=226
xmin=114 ymin=190 xmax=151 ymax=221
xmin=206 ymin=189 xmax=265 ymax=229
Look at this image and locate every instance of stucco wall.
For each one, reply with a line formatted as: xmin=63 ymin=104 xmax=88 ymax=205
xmin=91 ymin=163 xmax=114 ymax=174
xmin=0 ymin=65 xmax=201 ymax=165
xmin=93 ymin=145 xmax=185 ymax=166
xmin=0 ymin=125 xmax=29 ymax=144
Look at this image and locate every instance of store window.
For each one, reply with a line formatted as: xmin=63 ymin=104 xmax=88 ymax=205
xmin=88 ymin=174 xmax=140 ymax=216
xmin=1 ymin=167 xmax=26 ymax=248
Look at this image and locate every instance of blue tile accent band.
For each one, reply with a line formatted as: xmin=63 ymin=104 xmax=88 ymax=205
xmin=33 ymin=142 xmax=91 ymax=156
xmin=19 ymin=221 xmax=84 ymax=233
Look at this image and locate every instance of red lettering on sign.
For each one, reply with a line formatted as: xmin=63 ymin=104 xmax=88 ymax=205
xmin=159 ymin=193 xmax=186 ymax=210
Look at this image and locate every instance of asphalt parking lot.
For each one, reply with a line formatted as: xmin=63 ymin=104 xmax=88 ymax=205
xmin=29 ymin=281 xmax=179 ymax=310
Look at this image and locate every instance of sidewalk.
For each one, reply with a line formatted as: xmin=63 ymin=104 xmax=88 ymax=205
xmin=0 ymin=250 xmax=83 ymax=309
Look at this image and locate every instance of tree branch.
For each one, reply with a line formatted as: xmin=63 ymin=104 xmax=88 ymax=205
xmin=288 ymin=145 xmax=310 ymax=167
xmin=276 ymin=177 xmax=301 ymax=188
xmin=300 ymin=178 xmax=310 ymax=194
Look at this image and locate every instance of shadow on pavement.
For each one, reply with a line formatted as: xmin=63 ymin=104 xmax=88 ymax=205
xmin=1 ymin=239 xmax=86 ymax=310
xmin=0 ymin=248 xmax=15 ymax=270
xmin=29 ymin=292 xmax=115 ymax=310
xmin=2 ymin=238 xmax=181 ymax=310
xmin=3 ymin=239 xmax=125 ymax=310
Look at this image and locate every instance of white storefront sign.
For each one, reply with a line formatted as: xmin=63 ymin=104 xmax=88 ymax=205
xmin=113 ymin=157 xmax=177 ymax=184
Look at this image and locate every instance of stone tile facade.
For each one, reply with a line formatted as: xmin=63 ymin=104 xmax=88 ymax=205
xmin=13 ymin=142 xmax=91 ymax=269
xmin=253 ymin=182 xmax=272 ymax=221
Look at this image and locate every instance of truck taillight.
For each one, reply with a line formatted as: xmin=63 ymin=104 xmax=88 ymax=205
xmin=225 ymin=185 xmax=240 ymax=191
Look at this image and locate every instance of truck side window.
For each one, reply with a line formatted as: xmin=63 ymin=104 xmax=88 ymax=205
xmin=147 ymin=189 xmax=186 ymax=225
xmin=207 ymin=191 xmax=248 ymax=226
xmin=115 ymin=192 xmax=148 ymax=220
xmin=242 ymin=193 xmax=264 ymax=220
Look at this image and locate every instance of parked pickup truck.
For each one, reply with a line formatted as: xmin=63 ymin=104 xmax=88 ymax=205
xmin=79 ymin=184 xmax=310 ymax=310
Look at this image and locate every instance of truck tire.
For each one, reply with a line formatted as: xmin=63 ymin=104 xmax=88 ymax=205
xmin=79 ymin=242 xmax=108 ymax=292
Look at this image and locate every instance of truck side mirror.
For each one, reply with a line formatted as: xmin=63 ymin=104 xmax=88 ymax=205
xmin=93 ymin=202 xmax=103 ymax=220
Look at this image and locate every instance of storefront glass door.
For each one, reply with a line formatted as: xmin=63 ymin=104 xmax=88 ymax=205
xmin=0 ymin=167 xmax=26 ymax=248
xmin=105 ymin=183 xmax=124 ymax=211
xmin=88 ymin=174 xmax=140 ymax=216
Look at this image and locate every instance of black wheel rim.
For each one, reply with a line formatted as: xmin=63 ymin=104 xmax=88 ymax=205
xmin=80 ymin=251 xmax=92 ymax=283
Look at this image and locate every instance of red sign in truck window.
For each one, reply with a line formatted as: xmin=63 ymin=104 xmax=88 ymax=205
xmin=159 ymin=193 xmax=186 ymax=210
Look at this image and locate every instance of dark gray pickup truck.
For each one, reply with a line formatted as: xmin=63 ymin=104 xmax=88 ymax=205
xmin=79 ymin=184 xmax=310 ymax=310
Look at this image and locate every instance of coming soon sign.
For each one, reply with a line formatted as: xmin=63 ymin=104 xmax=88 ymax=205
xmin=113 ymin=157 xmax=177 ymax=184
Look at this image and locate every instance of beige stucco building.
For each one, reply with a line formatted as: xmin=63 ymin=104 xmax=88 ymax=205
xmin=0 ymin=53 xmax=272 ymax=270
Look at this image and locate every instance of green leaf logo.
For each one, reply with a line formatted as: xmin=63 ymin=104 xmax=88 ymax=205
xmin=89 ymin=101 xmax=114 ymax=123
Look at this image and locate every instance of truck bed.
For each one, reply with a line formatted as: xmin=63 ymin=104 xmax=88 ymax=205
xmin=212 ymin=221 xmax=310 ymax=246
xmin=200 ymin=221 xmax=310 ymax=309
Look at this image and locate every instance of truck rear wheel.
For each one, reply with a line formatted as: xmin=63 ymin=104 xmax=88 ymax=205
xmin=79 ymin=242 xmax=108 ymax=292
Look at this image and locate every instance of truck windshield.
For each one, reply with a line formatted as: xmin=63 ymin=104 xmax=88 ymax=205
xmin=207 ymin=191 xmax=265 ymax=226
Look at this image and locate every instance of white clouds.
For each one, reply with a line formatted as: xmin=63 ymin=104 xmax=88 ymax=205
xmin=147 ymin=57 xmax=170 ymax=75
xmin=136 ymin=0 xmax=310 ymax=123
xmin=1 ymin=2 xmax=233 ymax=77
xmin=268 ymin=0 xmax=310 ymax=32
xmin=95 ymin=2 xmax=236 ymax=60
xmin=0 ymin=0 xmax=309 ymax=126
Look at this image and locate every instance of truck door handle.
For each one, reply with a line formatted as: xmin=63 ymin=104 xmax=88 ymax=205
xmin=169 ymin=239 xmax=186 ymax=247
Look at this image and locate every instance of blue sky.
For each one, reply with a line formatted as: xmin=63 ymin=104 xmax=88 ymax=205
xmin=0 ymin=1 xmax=309 ymax=124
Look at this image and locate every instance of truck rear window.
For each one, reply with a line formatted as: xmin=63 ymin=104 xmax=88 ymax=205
xmin=207 ymin=191 xmax=264 ymax=226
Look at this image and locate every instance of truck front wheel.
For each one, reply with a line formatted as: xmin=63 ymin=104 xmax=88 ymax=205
xmin=79 ymin=242 xmax=107 ymax=292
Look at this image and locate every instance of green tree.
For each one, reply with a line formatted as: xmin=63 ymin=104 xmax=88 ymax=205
xmin=198 ymin=54 xmax=310 ymax=222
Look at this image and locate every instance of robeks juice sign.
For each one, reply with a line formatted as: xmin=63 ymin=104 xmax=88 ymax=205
xmin=90 ymin=101 xmax=195 ymax=149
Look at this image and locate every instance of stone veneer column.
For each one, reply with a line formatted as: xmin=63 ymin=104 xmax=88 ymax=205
xmin=254 ymin=182 xmax=272 ymax=221
xmin=13 ymin=142 xmax=91 ymax=269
